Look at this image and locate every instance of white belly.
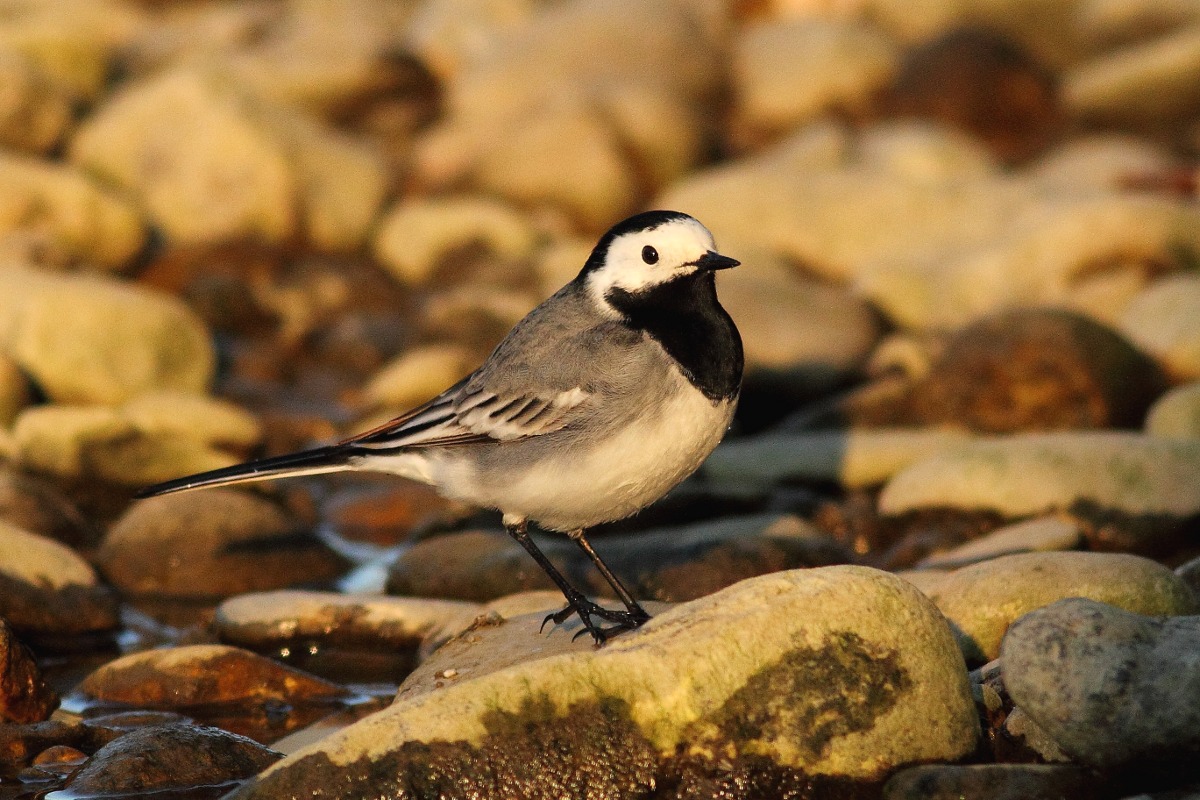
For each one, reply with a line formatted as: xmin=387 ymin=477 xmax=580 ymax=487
xmin=487 ymin=387 xmax=734 ymax=530
xmin=368 ymin=380 xmax=736 ymax=532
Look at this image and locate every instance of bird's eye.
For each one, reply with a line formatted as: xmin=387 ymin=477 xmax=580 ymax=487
xmin=641 ymin=245 xmax=659 ymax=265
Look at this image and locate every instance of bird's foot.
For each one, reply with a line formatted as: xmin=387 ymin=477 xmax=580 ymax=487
xmin=540 ymin=598 xmax=650 ymax=645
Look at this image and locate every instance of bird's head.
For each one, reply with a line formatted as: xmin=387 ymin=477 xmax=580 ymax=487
xmin=581 ymin=210 xmax=738 ymax=315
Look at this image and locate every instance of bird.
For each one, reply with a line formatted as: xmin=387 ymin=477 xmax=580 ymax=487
xmin=137 ymin=210 xmax=743 ymax=644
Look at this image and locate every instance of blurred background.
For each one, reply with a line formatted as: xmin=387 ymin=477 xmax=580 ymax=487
xmin=1 ymin=0 xmax=1200 ymax=722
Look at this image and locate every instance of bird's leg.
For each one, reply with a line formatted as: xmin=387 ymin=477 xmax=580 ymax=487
xmin=504 ymin=519 xmax=614 ymax=644
xmin=567 ymin=528 xmax=651 ymax=626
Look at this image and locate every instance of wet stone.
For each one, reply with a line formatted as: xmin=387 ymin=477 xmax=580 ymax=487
xmin=0 ymin=520 xmax=118 ymax=640
xmin=230 ymin=567 xmax=977 ymax=798
xmin=215 ymin=590 xmax=479 ymax=683
xmin=75 ymin=644 xmax=350 ymax=709
xmin=387 ymin=514 xmax=851 ymax=604
xmin=99 ymin=490 xmax=349 ymax=600
xmin=1003 ymin=598 xmax=1200 ymax=769
xmin=0 ymin=618 xmax=57 ymax=723
xmin=883 ymin=763 xmax=1100 ymax=800
xmin=60 ymin=723 xmax=281 ymax=799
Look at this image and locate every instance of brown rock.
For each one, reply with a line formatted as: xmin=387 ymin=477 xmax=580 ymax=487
xmin=77 ymin=644 xmax=349 ymax=708
xmin=883 ymin=26 xmax=1062 ymax=164
xmin=909 ymin=308 xmax=1165 ymax=433
xmin=99 ymin=490 xmax=349 ymax=599
xmin=0 ymin=469 xmax=94 ymax=549
xmin=62 ymin=723 xmax=281 ymax=797
xmin=883 ymin=764 xmax=1100 ymax=800
xmin=0 ymin=619 xmax=56 ymax=723
xmin=0 ymin=521 xmax=118 ymax=639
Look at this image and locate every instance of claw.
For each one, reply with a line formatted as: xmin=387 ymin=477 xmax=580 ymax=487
xmin=540 ymin=597 xmax=650 ymax=644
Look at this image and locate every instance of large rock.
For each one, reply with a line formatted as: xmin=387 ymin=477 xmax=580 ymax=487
xmin=0 ymin=520 xmax=118 ymax=639
xmin=70 ymin=69 xmax=387 ymax=251
xmin=0 ymin=267 xmax=213 ymax=405
xmin=911 ymin=551 xmax=1197 ymax=664
xmin=0 ymin=154 xmax=146 ymax=270
xmin=1003 ymin=598 xmax=1200 ymax=768
xmin=229 ymin=567 xmax=978 ymax=797
xmin=99 ymin=490 xmax=348 ymax=599
xmin=879 ymin=432 xmax=1200 ymax=518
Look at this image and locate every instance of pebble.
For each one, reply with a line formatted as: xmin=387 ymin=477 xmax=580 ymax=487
xmin=0 ymin=468 xmax=92 ymax=548
xmin=1146 ymin=382 xmax=1200 ymax=438
xmin=1003 ymin=598 xmax=1200 ymax=768
xmin=912 ymin=551 xmax=1197 ymax=664
xmin=907 ymin=308 xmax=1165 ymax=432
xmin=1119 ymin=273 xmax=1200 ymax=382
xmin=13 ymin=404 xmax=239 ymax=487
xmin=915 ymin=516 xmax=1083 ymax=569
xmin=59 ymin=723 xmax=281 ymax=798
xmin=731 ymin=18 xmax=898 ymax=143
xmin=705 ymin=428 xmax=971 ymax=490
xmin=99 ymin=490 xmax=348 ymax=599
xmin=0 ymin=153 xmax=147 ymax=271
xmin=360 ymin=343 xmax=476 ymax=412
xmin=120 ymin=390 xmax=262 ymax=450
xmin=215 ymin=590 xmax=479 ymax=665
xmin=77 ymin=644 xmax=349 ymax=708
xmin=0 ymin=520 xmax=118 ymax=639
xmin=373 ymin=196 xmax=538 ymax=286
xmin=0 ymin=352 xmax=31 ymax=428
xmin=0 ymin=267 xmax=213 ymax=405
xmin=388 ymin=514 xmax=851 ymax=604
xmin=879 ymin=432 xmax=1200 ymax=518
xmin=0 ymin=618 xmax=56 ymax=724
xmin=0 ymin=49 xmax=73 ymax=155
xmin=70 ymin=69 xmax=387 ymax=250
xmin=228 ymin=567 xmax=978 ymax=797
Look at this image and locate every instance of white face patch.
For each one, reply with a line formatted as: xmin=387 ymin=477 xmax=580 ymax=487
xmin=586 ymin=216 xmax=719 ymax=313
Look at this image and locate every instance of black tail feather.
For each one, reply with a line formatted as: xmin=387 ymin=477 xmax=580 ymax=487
xmin=134 ymin=444 xmax=354 ymax=499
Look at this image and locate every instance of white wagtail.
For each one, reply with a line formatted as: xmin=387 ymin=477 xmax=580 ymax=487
xmin=137 ymin=210 xmax=743 ymax=643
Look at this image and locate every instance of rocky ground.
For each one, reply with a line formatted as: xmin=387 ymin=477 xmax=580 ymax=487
xmin=0 ymin=0 xmax=1199 ymax=797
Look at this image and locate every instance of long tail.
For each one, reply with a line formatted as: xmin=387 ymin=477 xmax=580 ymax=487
xmin=134 ymin=444 xmax=355 ymax=499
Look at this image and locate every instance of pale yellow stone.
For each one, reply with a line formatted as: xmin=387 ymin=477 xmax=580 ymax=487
xmin=0 ymin=267 xmax=213 ymax=404
xmin=253 ymin=567 xmax=978 ymax=782
xmin=361 ymin=343 xmax=476 ymax=411
xmin=734 ymin=18 xmax=898 ymax=133
xmin=0 ymin=520 xmax=98 ymax=589
xmin=880 ymin=432 xmax=1200 ymax=517
xmin=1066 ymin=24 xmax=1200 ymax=120
xmin=920 ymin=551 xmax=1197 ymax=662
xmin=373 ymin=197 xmax=537 ymax=285
xmin=0 ymin=153 xmax=147 ymax=270
xmin=707 ymin=428 xmax=972 ymax=489
xmin=1119 ymin=273 xmax=1200 ymax=381
xmin=1146 ymin=382 xmax=1200 ymax=439
xmin=121 ymin=390 xmax=261 ymax=448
